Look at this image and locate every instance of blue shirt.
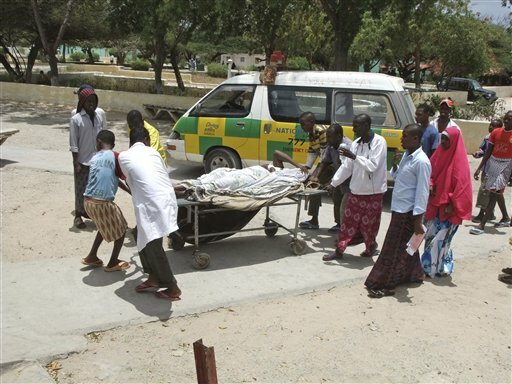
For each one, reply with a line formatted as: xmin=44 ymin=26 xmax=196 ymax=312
xmin=84 ymin=150 xmax=119 ymax=201
xmin=421 ymin=123 xmax=439 ymax=158
xmin=390 ymin=147 xmax=431 ymax=215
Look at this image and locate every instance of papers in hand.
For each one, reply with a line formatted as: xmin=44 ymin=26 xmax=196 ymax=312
xmin=406 ymin=225 xmax=427 ymax=256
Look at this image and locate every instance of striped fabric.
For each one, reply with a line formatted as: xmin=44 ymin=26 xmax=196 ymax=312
xmin=84 ymin=199 xmax=127 ymax=242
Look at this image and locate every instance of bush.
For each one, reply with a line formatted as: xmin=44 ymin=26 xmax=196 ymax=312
xmin=92 ymin=52 xmax=100 ymax=62
xmin=287 ymin=56 xmax=310 ymax=70
xmin=129 ymin=59 xmax=151 ymax=71
xmin=422 ymin=94 xmax=505 ymax=120
xmin=207 ymin=63 xmax=227 ymax=78
xmin=69 ymin=51 xmax=86 ymax=62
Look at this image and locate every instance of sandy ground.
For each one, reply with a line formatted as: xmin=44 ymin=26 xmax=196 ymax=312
xmin=57 ymin=250 xmax=511 ymax=383
xmin=1 ymin=101 xmax=511 ymax=383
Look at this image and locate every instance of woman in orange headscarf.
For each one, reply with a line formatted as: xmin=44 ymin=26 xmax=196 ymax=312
xmin=421 ymin=127 xmax=473 ymax=278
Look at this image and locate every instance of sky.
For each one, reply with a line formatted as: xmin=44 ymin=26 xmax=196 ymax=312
xmin=470 ymin=0 xmax=511 ymax=24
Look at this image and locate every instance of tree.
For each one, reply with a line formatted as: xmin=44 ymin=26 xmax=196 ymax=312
xmin=30 ymin=0 xmax=75 ymax=85
xmin=318 ymin=0 xmax=385 ymax=70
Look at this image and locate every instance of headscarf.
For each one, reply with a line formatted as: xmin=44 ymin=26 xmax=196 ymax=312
xmin=75 ymin=84 xmax=98 ymax=113
xmin=426 ymin=127 xmax=472 ymax=225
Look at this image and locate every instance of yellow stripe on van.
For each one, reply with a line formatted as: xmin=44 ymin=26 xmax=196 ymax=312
xmin=184 ymin=134 xmax=200 ymax=155
xmin=198 ymin=117 xmax=226 ymax=137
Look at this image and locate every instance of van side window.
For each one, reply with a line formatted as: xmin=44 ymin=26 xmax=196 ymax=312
xmin=191 ymin=85 xmax=255 ymax=117
xmin=334 ymin=92 xmax=397 ymax=127
xmin=268 ymin=86 xmax=331 ymax=124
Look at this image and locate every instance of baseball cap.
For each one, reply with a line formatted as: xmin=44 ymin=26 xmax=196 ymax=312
xmin=439 ymin=98 xmax=454 ymax=108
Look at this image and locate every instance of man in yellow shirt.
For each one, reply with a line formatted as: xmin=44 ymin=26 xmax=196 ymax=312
xmin=126 ymin=110 xmax=166 ymax=163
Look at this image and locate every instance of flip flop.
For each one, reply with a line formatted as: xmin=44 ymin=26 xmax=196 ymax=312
xmin=154 ymin=290 xmax=181 ymax=301
xmin=81 ymin=258 xmax=103 ymax=267
xmin=135 ymin=281 xmax=160 ymax=293
xmin=501 ymin=267 xmax=512 ymax=275
xmin=469 ymin=227 xmax=484 ymax=235
xmin=322 ymin=250 xmax=343 ymax=261
xmin=104 ymin=261 xmax=130 ymax=272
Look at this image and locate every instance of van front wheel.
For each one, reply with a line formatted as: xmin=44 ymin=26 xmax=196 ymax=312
xmin=204 ymin=148 xmax=242 ymax=173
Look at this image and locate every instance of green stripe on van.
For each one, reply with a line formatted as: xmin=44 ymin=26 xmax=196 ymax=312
xmin=199 ymin=136 xmax=222 ymax=155
xmin=225 ymin=118 xmax=261 ymax=138
xmin=267 ymin=140 xmax=293 ymax=161
xmin=175 ymin=116 xmax=198 ymax=134
xmin=294 ymin=123 xmax=308 ymax=140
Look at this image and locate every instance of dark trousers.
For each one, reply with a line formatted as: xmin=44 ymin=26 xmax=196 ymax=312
xmin=139 ymin=238 xmax=177 ymax=288
xmin=74 ymin=164 xmax=90 ymax=217
xmin=308 ymin=165 xmax=343 ymax=224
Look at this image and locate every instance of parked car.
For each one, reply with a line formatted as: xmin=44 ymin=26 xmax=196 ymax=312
xmin=436 ymin=77 xmax=497 ymax=102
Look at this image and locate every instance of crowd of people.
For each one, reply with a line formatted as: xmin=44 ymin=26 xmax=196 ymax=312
xmin=69 ymin=84 xmax=512 ymax=301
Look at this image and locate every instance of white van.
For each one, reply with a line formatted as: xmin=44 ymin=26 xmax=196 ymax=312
xmin=166 ymin=71 xmax=416 ymax=171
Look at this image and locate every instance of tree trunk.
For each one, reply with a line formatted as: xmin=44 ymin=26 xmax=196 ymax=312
xmin=62 ymin=43 xmax=66 ymax=63
xmin=333 ymin=33 xmax=349 ymax=70
xmin=48 ymin=54 xmax=60 ymax=86
xmin=30 ymin=0 xmax=75 ymax=87
xmin=25 ymin=41 xmax=41 ymax=84
xmin=154 ymin=48 xmax=165 ymax=94
xmin=117 ymin=52 xmax=126 ymax=66
xmin=414 ymin=46 xmax=421 ymax=89
xmin=170 ymin=49 xmax=185 ymax=92
xmin=0 ymin=54 xmax=17 ymax=78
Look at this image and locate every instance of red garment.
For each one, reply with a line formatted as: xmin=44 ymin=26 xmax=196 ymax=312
xmin=488 ymin=127 xmax=512 ymax=159
xmin=113 ymin=151 xmax=126 ymax=180
xmin=426 ymin=127 xmax=472 ymax=225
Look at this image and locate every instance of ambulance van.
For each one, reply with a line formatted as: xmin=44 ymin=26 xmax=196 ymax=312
xmin=166 ymin=71 xmax=416 ymax=172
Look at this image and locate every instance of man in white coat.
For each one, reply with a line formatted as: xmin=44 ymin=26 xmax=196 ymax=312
xmin=119 ymin=127 xmax=181 ymax=301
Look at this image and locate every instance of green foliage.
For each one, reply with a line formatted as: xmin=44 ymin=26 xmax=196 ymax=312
xmin=69 ymin=51 xmax=86 ymax=61
xmin=129 ymin=59 xmax=151 ymax=71
xmin=207 ymin=63 xmax=227 ymax=78
xmin=421 ymin=94 xmax=505 ymax=120
xmin=287 ymin=56 xmax=310 ymax=70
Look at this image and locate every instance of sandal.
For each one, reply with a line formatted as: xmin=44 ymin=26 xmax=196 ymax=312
xmin=154 ymin=290 xmax=182 ymax=301
xmin=136 ymin=281 xmax=160 ymax=293
xmin=501 ymin=267 xmax=512 ymax=275
xmin=104 ymin=261 xmax=130 ymax=272
xmin=322 ymin=249 xmax=343 ymax=261
xmin=367 ymin=288 xmax=395 ymax=298
xmin=361 ymin=246 xmax=379 ymax=257
xmin=469 ymin=227 xmax=484 ymax=235
xmin=74 ymin=217 xmax=86 ymax=229
xmin=81 ymin=258 xmax=103 ymax=267
xmin=299 ymin=220 xmax=319 ymax=230
xmin=494 ymin=220 xmax=510 ymax=228
xmin=498 ymin=274 xmax=512 ymax=285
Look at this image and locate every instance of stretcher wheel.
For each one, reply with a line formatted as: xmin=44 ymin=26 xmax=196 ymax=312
xmin=290 ymin=239 xmax=306 ymax=255
xmin=264 ymin=225 xmax=278 ymax=237
xmin=168 ymin=232 xmax=185 ymax=251
xmin=192 ymin=252 xmax=210 ymax=270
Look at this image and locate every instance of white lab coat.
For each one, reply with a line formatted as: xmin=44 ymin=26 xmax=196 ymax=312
xmin=119 ymin=143 xmax=178 ymax=251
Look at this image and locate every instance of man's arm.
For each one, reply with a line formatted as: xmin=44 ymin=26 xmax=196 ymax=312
xmin=118 ymin=180 xmax=131 ymax=195
xmin=412 ymin=160 xmax=431 ymax=234
xmin=272 ymin=150 xmax=308 ymax=174
xmin=474 ymin=142 xmax=494 ymax=180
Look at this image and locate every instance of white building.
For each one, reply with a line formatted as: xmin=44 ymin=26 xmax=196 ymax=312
xmin=219 ymin=53 xmax=266 ymax=69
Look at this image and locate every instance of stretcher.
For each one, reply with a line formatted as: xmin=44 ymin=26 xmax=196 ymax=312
xmin=169 ymin=189 xmax=326 ymax=269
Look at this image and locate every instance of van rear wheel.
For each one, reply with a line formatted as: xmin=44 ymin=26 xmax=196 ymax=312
xmin=204 ymin=148 xmax=242 ymax=173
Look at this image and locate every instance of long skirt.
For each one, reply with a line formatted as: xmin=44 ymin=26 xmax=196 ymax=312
xmin=421 ymin=216 xmax=459 ymax=278
xmin=74 ymin=165 xmax=90 ymax=217
xmin=337 ymin=193 xmax=383 ymax=254
xmin=365 ymin=212 xmax=424 ymax=290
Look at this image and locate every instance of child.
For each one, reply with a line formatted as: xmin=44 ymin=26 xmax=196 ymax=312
xmin=472 ymin=119 xmax=503 ymax=223
xmin=81 ymin=130 xmax=131 ymax=271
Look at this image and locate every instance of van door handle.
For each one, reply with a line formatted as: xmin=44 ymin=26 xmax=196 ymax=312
xmin=236 ymin=121 xmax=245 ymax=127
xmin=264 ymin=123 xmax=271 ymax=134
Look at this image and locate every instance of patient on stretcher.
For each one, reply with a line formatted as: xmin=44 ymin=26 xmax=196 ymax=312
xmin=174 ymin=151 xmax=309 ymax=209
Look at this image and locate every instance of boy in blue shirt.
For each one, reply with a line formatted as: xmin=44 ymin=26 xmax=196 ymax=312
xmin=81 ymin=130 xmax=131 ymax=271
